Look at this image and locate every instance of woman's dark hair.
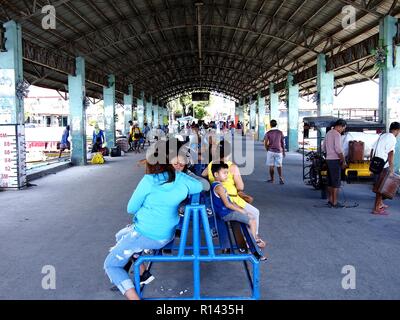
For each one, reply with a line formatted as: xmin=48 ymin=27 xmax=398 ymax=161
xmin=219 ymin=140 xmax=231 ymax=160
xmin=145 ymin=139 xmax=179 ymax=184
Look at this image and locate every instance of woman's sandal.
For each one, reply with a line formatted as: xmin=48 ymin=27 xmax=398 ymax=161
xmin=256 ymin=238 xmax=266 ymax=248
xmin=259 ymin=255 xmax=268 ymax=261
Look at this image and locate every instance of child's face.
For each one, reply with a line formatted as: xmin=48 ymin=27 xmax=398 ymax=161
xmin=215 ymin=168 xmax=229 ymax=182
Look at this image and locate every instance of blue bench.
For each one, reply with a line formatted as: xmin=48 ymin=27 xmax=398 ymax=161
xmin=132 ymin=193 xmax=261 ymax=300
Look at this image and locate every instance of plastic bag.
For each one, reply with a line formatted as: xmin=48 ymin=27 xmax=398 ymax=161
xmin=91 ymin=152 xmax=105 ymax=164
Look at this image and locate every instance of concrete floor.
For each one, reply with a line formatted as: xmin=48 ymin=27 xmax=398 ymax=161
xmin=0 ymin=139 xmax=399 ymax=300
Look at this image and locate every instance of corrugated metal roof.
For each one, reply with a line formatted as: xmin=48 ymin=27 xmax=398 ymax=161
xmin=1 ymin=0 xmax=399 ymax=104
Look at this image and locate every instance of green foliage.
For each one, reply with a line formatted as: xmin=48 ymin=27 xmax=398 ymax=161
xmin=371 ymin=39 xmax=388 ymax=71
xmin=168 ymin=93 xmax=210 ymax=119
xmin=194 ymin=103 xmax=209 ymax=120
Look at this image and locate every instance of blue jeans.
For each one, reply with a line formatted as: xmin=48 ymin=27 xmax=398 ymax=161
xmin=104 ymin=225 xmax=171 ymax=295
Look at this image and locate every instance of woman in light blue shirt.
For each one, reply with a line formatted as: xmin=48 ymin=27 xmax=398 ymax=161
xmin=104 ymin=141 xmax=202 ymax=300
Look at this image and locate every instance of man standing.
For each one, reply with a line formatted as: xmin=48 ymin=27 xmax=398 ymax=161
xmin=128 ymin=120 xmax=134 ymax=151
xmin=322 ymin=119 xmax=347 ymax=208
xmin=371 ymin=122 xmax=400 ymax=215
xmin=142 ymin=122 xmax=151 ymax=148
xmin=264 ymin=120 xmax=286 ymax=184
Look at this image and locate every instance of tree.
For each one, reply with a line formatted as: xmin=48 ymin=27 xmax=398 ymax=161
xmin=179 ymin=94 xmax=193 ymax=116
xmin=194 ymin=102 xmax=209 ymax=120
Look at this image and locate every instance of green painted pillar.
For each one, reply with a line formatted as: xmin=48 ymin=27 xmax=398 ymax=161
xmin=378 ymin=16 xmax=400 ymax=172
xmin=379 ymin=16 xmax=400 ymax=130
xmin=317 ymin=54 xmax=334 ymax=147
xmin=159 ymin=106 xmax=164 ymax=126
xmin=146 ymin=96 xmax=153 ymax=127
xmin=238 ymin=104 xmax=244 ymax=123
xmin=395 ymin=137 xmax=400 ymax=174
xmin=153 ymin=103 xmax=159 ymax=127
xmin=249 ymin=99 xmax=256 ymax=133
xmin=0 ymin=20 xmax=26 ymax=190
xmin=258 ymin=92 xmax=266 ymax=141
xmin=161 ymin=107 xmax=165 ymax=125
xmin=123 ymin=84 xmax=133 ymax=136
xmin=287 ymin=73 xmax=299 ymax=152
xmin=0 ymin=21 xmax=23 ymax=124
xmin=137 ymin=91 xmax=145 ymax=130
xmin=317 ymin=54 xmax=334 ymax=116
xmin=104 ymin=74 xmax=115 ymax=148
xmin=269 ymin=83 xmax=280 ymax=122
xmin=68 ymin=57 xmax=86 ymax=166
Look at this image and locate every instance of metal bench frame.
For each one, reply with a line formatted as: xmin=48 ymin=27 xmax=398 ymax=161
xmin=133 ymin=193 xmax=260 ymax=300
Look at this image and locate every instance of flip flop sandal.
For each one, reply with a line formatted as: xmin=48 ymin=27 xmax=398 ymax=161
xmin=371 ymin=209 xmax=389 ymax=215
xmin=259 ymin=255 xmax=268 ymax=261
xmin=256 ymin=239 xmax=266 ymax=248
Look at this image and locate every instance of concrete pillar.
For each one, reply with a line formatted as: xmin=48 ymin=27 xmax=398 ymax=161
xmin=395 ymin=139 xmax=400 ymax=174
xmin=146 ymin=96 xmax=153 ymax=127
xmin=161 ymin=106 xmax=166 ymax=125
xmin=153 ymin=103 xmax=159 ymax=127
xmin=257 ymin=92 xmax=266 ymax=141
xmin=238 ymin=104 xmax=244 ymax=123
xmin=68 ymin=57 xmax=86 ymax=166
xmin=104 ymin=74 xmax=115 ymax=148
xmin=137 ymin=91 xmax=145 ymax=130
xmin=269 ymin=83 xmax=280 ymax=123
xmin=287 ymin=73 xmax=299 ymax=152
xmin=159 ymin=106 xmax=164 ymax=126
xmin=0 ymin=20 xmax=26 ymax=189
xmin=317 ymin=54 xmax=334 ymax=116
xmin=379 ymin=16 xmax=400 ymax=130
xmin=378 ymin=16 xmax=400 ymax=172
xmin=123 ymin=84 xmax=133 ymax=136
xmin=163 ymin=107 xmax=168 ymax=125
xmin=249 ymin=99 xmax=256 ymax=134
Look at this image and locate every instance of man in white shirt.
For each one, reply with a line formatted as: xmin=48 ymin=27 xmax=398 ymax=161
xmin=370 ymin=122 xmax=400 ymax=215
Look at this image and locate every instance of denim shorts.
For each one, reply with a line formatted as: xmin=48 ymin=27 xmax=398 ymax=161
xmin=266 ymin=151 xmax=283 ymax=167
xmin=222 ymin=211 xmax=251 ymax=224
xmin=104 ymin=225 xmax=172 ymax=295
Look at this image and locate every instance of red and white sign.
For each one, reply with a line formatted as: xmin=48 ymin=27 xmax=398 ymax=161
xmin=0 ymin=124 xmax=26 ymax=190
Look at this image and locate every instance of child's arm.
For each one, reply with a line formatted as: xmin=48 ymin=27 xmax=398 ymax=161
xmin=215 ymin=185 xmax=246 ymax=214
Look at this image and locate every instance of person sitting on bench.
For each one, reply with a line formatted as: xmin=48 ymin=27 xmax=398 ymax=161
xmin=210 ymin=162 xmax=266 ymax=249
xmin=203 ymin=140 xmax=265 ymax=247
xmin=104 ymin=140 xmax=202 ymax=300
